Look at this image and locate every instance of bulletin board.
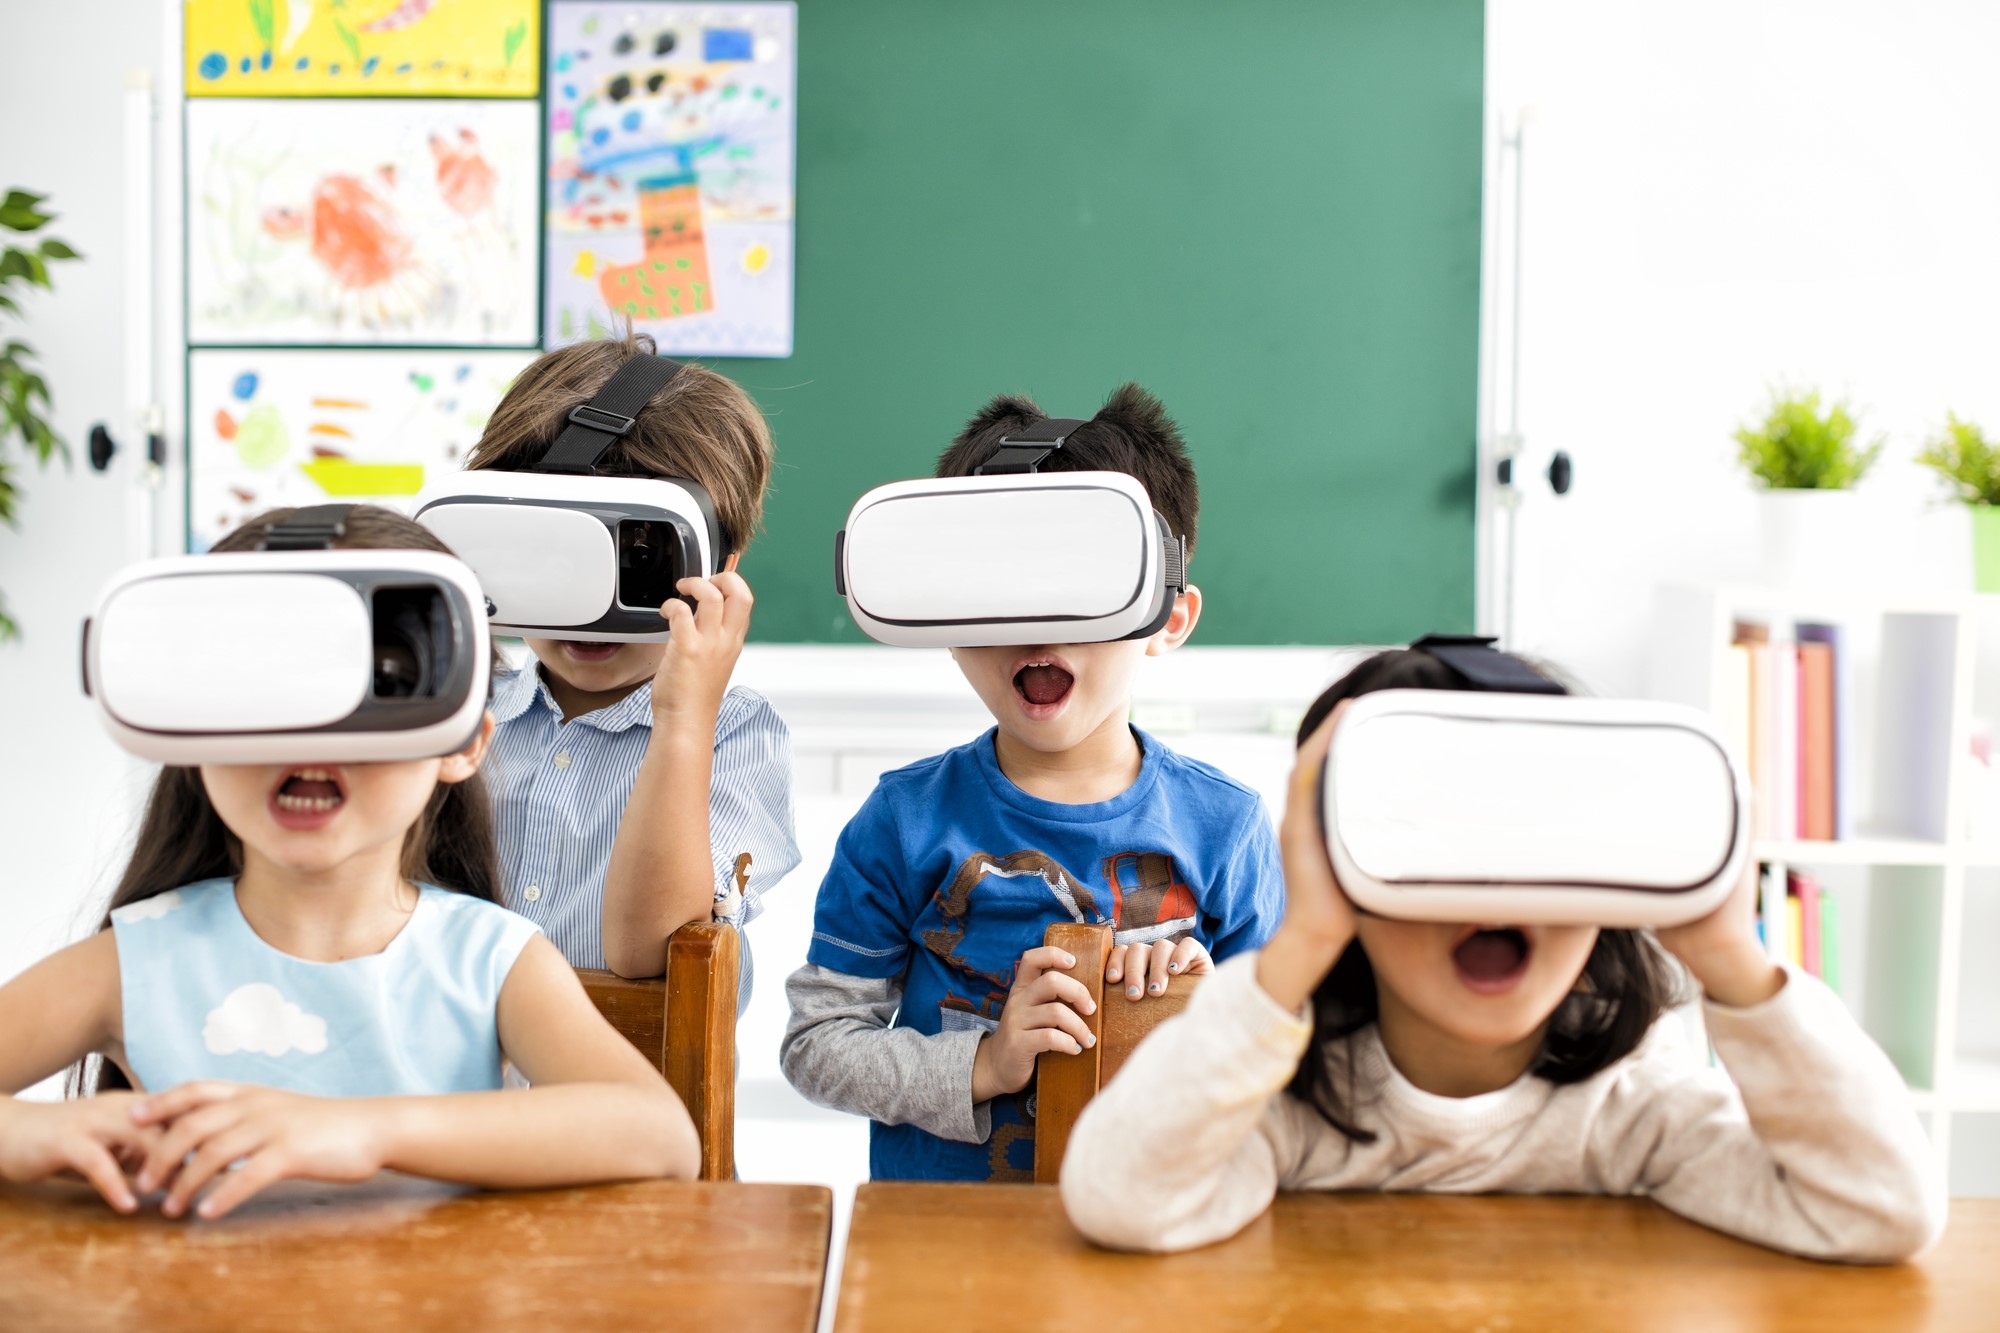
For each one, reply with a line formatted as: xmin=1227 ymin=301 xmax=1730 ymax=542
xmin=178 ymin=0 xmax=798 ymax=549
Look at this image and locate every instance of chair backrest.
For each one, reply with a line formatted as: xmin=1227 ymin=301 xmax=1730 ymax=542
xmin=576 ymin=921 xmax=740 ymax=1181
xmin=1032 ymin=921 xmax=1202 ymax=1182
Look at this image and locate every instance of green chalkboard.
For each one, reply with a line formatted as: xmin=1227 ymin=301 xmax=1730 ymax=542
xmin=710 ymin=0 xmax=1483 ymax=644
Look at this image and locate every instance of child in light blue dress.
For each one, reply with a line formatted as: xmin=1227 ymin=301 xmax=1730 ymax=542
xmin=0 ymin=507 xmax=698 ymax=1220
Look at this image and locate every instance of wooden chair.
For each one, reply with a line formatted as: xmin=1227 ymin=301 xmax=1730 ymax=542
xmin=576 ymin=921 xmax=740 ymax=1182
xmin=1032 ymin=920 xmax=1204 ymax=1182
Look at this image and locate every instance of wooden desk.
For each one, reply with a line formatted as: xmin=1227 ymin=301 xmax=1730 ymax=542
xmin=0 ymin=1176 xmax=831 ymax=1333
xmin=836 ymin=1184 xmax=2000 ymax=1333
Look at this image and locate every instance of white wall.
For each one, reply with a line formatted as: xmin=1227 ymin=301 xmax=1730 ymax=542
xmin=0 ymin=0 xmax=167 ymax=990
xmin=1488 ymin=0 xmax=2000 ymax=697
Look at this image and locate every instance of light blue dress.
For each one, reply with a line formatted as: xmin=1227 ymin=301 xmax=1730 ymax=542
xmin=112 ymin=878 xmax=541 ymax=1097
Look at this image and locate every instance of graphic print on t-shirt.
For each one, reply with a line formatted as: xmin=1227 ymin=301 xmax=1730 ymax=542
xmin=918 ymin=847 xmax=1201 ymax=1035
xmin=921 ymin=850 xmax=1104 ymax=1033
xmin=915 ymin=846 xmax=1205 ymax=1179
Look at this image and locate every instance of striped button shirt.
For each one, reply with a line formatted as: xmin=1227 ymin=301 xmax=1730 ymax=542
xmin=484 ymin=658 xmax=800 ymax=1012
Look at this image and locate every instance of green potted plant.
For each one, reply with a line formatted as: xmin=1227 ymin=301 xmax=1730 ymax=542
xmin=1734 ymin=388 xmax=1883 ymax=588
xmin=1 ymin=187 xmax=81 ymax=640
xmin=1917 ymin=413 xmax=2000 ymax=592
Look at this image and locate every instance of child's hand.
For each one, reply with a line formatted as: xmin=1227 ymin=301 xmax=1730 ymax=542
xmin=131 ymin=1082 xmax=385 ymax=1220
xmin=969 ymin=945 xmax=1098 ymax=1102
xmin=651 ymin=570 xmax=754 ymax=728
xmin=1254 ymin=706 xmax=1361 ymax=1012
xmin=0 ymin=1092 xmax=161 ymax=1213
xmin=1653 ymin=858 xmax=1785 ymax=1009
xmin=1105 ymin=937 xmax=1212 ymax=1001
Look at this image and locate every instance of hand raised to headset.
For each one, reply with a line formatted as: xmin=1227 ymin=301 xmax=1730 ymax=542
xmin=1652 ymin=855 xmax=1785 ymax=1010
xmin=1254 ymin=703 xmax=1360 ymax=1014
xmin=650 ymin=558 xmax=753 ymax=728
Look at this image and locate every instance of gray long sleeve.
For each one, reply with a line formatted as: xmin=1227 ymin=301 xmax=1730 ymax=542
xmin=781 ymin=962 xmax=991 ymax=1143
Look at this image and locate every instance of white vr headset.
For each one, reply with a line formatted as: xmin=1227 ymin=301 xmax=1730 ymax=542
xmin=414 ymin=354 xmax=725 ymax=642
xmin=833 ymin=417 xmax=1189 ymax=648
xmin=1323 ymin=640 xmax=1750 ymax=928
xmin=82 ymin=505 xmax=491 ymax=765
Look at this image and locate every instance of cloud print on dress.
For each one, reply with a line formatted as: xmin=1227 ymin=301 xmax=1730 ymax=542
xmin=112 ymin=890 xmax=186 ymax=923
xmin=202 ymin=983 xmax=329 ymax=1057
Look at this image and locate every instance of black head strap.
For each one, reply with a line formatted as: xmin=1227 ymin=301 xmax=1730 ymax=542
xmin=1411 ymin=634 xmax=1564 ymax=694
xmin=975 ymin=416 xmax=1089 ymax=475
xmin=259 ymin=503 xmax=354 ymax=551
xmin=534 ymin=354 xmax=685 ymax=475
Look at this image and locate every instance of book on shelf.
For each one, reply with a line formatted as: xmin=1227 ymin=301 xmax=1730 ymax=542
xmin=1796 ymin=622 xmax=1851 ymax=840
xmin=1791 ymin=868 xmax=1823 ymax=977
xmin=1751 ymin=865 xmax=1835 ymax=990
xmin=1731 ymin=619 xmax=1846 ymax=842
xmin=1797 ymin=640 xmax=1835 ymax=840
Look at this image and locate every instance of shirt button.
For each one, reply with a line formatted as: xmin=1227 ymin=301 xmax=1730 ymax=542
xmin=553 ymin=752 xmax=571 ymax=769
xmin=523 ymin=884 xmax=542 ymax=903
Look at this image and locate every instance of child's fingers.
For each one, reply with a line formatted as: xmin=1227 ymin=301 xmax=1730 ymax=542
xmin=1019 ymin=1000 xmax=1096 ymax=1050
xmin=658 ymin=594 xmax=695 ymax=635
xmin=1168 ymin=936 xmax=1211 ymax=976
xmin=1144 ymin=940 xmax=1176 ymax=996
xmin=714 ymin=570 xmax=755 ymax=636
xmin=64 ymin=1137 xmax=138 ymax=1213
xmin=137 ymin=1100 xmax=243 ymax=1193
xmin=1013 ymin=945 xmax=1077 ymax=986
xmin=1115 ymin=941 xmax=1167 ymax=1000
xmin=161 ymin=1125 xmax=263 ymax=1220
xmin=1104 ymin=943 xmax=1129 ymax=985
xmin=194 ymin=1149 xmax=288 ymax=1220
xmin=131 ymin=1080 xmax=237 ymax=1126
xmin=1017 ymin=968 xmax=1095 ymax=1015
xmin=1029 ymin=1027 xmax=1084 ymax=1057
xmin=676 ymin=576 xmax=726 ymax=632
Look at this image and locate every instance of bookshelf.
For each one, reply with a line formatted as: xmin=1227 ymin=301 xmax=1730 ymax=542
xmin=1651 ymin=585 xmax=1998 ymax=1185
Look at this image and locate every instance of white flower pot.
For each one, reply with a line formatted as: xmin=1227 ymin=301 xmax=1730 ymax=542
xmin=1758 ymin=488 xmax=1866 ymax=589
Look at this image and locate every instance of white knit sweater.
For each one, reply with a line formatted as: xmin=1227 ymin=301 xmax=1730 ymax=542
xmin=1061 ymin=953 xmax=1945 ymax=1263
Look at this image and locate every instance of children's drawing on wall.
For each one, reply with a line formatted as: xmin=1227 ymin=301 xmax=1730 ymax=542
xmin=187 ymin=99 xmax=541 ymax=346
xmin=187 ymin=349 xmax=536 ymax=549
xmin=544 ymin=2 xmax=796 ymax=356
xmin=185 ymin=0 xmax=541 ymax=98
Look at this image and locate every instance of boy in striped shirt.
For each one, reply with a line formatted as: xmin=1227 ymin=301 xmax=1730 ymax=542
xmin=466 ymin=334 xmax=799 ymax=1010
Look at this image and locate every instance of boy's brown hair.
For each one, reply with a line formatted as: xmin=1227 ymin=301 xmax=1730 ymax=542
xmin=933 ymin=383 xmax=1201 ymax=556
xmin=467 ymin=332 xmax=774 ymax=555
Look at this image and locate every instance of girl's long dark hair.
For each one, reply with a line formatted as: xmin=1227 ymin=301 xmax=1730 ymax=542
xmin=1286 ymin=648 xmax=1685 ymax=1143
xmin=83 ymin=506 xmax=502 ymax=1093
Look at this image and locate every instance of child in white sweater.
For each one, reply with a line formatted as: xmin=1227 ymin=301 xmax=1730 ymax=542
xmin=1061 ymin=646 xmax=1945 ymax=1263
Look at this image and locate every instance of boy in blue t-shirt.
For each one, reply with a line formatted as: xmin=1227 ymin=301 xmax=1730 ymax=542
xmin=781 ymin=384 xmax=1284 ymax=1181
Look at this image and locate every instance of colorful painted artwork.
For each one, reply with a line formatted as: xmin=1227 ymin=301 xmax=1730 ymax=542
xmin=185 ymin=0 xmax=541 ymax=98
xmin=187 ymin=99 xmax=541 ymax=345
xmin=544 ymin=2 xmax=796 ymax=356
xmin=187 ymin=349 xmax=536 ymax=549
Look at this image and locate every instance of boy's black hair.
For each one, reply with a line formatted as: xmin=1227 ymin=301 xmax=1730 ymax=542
xmin=934 ymin=384 xmax=1201 ymax=555
xmin=1288 ymin=647 xmax=1687 ymax=1144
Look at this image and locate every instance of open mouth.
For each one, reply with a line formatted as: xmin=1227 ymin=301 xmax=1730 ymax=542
xmin=559 ymin=640 xmax=622 ymax=663
xmin=1012 ymin=655 xmax=1076 ymax=712
xmin=270 ymin=767 xmax=346 ymax=828
xmin=1451 ymin=926 xmax=1532 ymax=993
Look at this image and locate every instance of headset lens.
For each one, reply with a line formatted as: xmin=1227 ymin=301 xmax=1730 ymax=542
xmin=370 ymin=587 xmax=448 ymax=698
xmin=618 ymin=520 xmax=682 ymax=608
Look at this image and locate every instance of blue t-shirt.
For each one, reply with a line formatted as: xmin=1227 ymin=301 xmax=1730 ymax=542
xmin=112 ymin=878 xmax=540 ymax=1098
xmin=806 ymin=727 xmax=1284 ymax=1181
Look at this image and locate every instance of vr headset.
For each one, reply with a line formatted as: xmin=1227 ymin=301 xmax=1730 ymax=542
xmin=833 ymin=417 xmax=1189 ymax=648
xmin=413 ymin=354 xmax=726 ymax=642
xmin=1322 ymin=637 xmax=1750 ymax=927
xmin=82 ymin=505 xmax=491 ymax=765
